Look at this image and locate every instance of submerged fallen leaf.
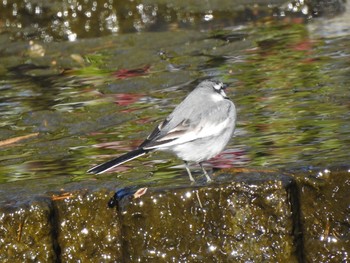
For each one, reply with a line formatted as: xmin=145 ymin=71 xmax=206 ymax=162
xmin=133 ymin=187 xmax=148 ymax=199
xmin=0 ymin=133 xmax=39 ymax=147
xmin=113 ymin=65 xmax=151 ymax=79
xmin=51 ymin=192 xmax=74 ymax=201
xmin=113 ymin=93 xmax=144 ymax=106
xmin=17 ymin=219 xmax=25 ymax=242
xmin=206 ymin=148 xmax=249 ymax=168
xmin=70 ymin=53 xmax=86 ymax=66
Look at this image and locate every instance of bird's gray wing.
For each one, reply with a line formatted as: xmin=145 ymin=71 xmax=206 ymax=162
xmin=139 ymin=90 xmax=201 ymax=148
xmin=140 ymin=99 xmax=234 ymax=149
xmin=138 ymin=115 xmax=194 ymax=148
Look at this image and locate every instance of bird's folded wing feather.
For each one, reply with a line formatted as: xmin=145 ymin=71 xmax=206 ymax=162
xmin=140 ymin=101 xmax=233 ymax=149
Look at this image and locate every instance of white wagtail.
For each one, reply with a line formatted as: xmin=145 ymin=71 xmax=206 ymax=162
xmin=88 ymin=79 xmax=237 ymax=182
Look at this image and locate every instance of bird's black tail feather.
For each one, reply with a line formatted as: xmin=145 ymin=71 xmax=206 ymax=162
xmin=87 ymin=148 xmax=148 ymax=174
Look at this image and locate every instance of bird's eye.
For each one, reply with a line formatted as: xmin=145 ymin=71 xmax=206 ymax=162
xmin=213 ymin=82 xmax=223 ymax=91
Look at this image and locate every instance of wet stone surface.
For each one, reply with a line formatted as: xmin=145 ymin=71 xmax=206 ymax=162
xmin=295 ymin=167 xmax=350 ymax=263
xmin=0 ymin=168 xmax=349 ymax=262
xmin=120 ymin=173 xmax=298 ymax=262
xmin=53 ymin=186 xmax=122 ymax=262
xmin=0 ymin=179 xmax=123 ymax=262
xmin=0 ymin=197 xmax=57 ymax=262
xmin=0 ymin=171 xmax=300 ymax=262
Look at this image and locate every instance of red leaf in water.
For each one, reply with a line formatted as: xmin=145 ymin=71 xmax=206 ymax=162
xmin=291 ymin=39 xmax=314 ymax=51
xmin=113 ymin=65 xmax=151 ymax=79
xmin=113 ymin=93 xmax=143 ymax=106
xmin=206 ymin=148 xmax=249 ymax=168
xmin=135 ymin=117 xmax=152 ymax=124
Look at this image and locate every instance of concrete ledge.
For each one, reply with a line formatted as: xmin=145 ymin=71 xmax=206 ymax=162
xmin=53 ymin=187 xmax=122 ymax=262
xmin=0 ymin=168 xmax=349 ymax=262
xmin=0 ymin=196 xmax=56 ymax=262
xmin=295 ymin=167 xmax=350 ymax=262
xmin=120 ymin=174 xmax=298 ymax=262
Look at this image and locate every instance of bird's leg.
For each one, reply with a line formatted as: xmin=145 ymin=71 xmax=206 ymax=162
xmin=199 ymin=162 xmax=212 ymax=182
xmin=184 ymin=161 xmax=195 ymax=182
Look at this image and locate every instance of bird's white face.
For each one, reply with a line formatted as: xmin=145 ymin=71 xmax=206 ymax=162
xmin=212 ymin=81 xmax=228 ymax=99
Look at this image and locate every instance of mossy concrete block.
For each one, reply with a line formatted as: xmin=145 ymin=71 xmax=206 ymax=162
xmin=120 ymin=173 xmax=299 ymax=262
xmin=297 ymin=168 xmax=350 ymax=262
xmin=0 ymin=197 xmax=57 ymax=262
xmin=53 ymin=187 xmax=122 ymax=262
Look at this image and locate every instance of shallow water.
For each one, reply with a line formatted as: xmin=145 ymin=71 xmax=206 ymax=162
xmin=0 ymin=0 xmax=349 ymax=185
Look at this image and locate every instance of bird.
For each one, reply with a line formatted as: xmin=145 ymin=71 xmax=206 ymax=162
xmin=87 ymin=79 xmax=237 ymax=182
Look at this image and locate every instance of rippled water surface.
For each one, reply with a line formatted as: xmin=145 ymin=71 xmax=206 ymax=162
xmin=0 ymin=0 xmax=349 ymax=184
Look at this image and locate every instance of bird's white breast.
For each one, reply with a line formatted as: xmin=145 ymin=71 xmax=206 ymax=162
xmin=210 ymin=92 xmax=225 ymax=102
